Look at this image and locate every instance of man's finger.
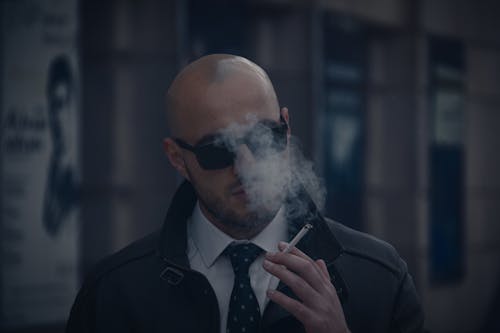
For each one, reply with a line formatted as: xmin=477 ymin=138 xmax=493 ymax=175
xmin=265 ymin=251 xmax=327 ymax=294
xmin=266 ymin=289 xmax=312 ymax=324
xmin=315 ymin=259 xmax=330 ymax=283
xmin=278 ymin=241 xmax=309 ymax=257
xmin=263 ymin=258 xmax=319 ymax=304
xmin=278 ymin=242 xmax=332 ymax=281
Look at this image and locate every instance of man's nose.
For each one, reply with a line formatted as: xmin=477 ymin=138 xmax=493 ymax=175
xmin=233 ymin=144 xmax=256 ymax=171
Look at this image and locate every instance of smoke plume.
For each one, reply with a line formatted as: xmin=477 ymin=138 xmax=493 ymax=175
xmin=216 ymin=113 xmax=326 ymax=221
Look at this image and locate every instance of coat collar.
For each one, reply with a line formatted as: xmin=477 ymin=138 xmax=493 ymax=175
xmin=157 ymin=180 xmax=197 ymax=268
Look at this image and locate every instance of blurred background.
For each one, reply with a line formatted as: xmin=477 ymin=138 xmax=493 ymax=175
xmin=1 ymin=0 xmax=500 ymax=332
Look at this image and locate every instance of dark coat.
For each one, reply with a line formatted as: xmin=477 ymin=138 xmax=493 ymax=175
xmin=66 ymin=181 xmax=424 ymax=333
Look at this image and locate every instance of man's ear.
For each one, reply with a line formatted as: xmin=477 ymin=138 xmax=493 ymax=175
xmin=281 ymin=107 xmax=291 ymax=136
xmin=163 ymin=138 xmax=190 ymax=180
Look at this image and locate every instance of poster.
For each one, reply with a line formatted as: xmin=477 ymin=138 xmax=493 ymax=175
xmin=1 ymin=0 xmax=79 ymax=328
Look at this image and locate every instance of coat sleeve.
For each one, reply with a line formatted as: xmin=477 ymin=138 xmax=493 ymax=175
xmin=389 ymin=260 xmax=426 ymax=333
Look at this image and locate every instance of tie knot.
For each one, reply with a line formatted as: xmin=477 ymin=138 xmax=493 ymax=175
xmin=225 ymin=243 xmax=263 ymax=275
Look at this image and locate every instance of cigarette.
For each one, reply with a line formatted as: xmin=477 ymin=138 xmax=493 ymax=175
xmin=282 ymin=223 xmax=313 ymax=253
xmin=267 ymin=224 xmax=313 ymax=293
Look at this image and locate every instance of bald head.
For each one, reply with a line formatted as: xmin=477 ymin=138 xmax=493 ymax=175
xmin=166 ymin=54 xmax=279 ymax=139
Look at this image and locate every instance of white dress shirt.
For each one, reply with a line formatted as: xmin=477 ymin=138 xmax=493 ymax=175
xmin=187 ymin=201 xmax=288 ymax=333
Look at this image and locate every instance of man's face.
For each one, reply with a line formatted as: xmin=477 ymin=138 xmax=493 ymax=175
xmin=170 ymin=71 xmax=289 ymax=235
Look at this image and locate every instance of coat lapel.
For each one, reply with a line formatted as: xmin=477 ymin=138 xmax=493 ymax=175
xmin=156 ymin=180 xmax=197 ymax=268
xmin=155 ymin=181 xmax=220 ymax=333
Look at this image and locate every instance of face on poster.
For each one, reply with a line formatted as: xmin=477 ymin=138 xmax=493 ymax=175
xmin=1 ymin=0 xmax=79 ymax=328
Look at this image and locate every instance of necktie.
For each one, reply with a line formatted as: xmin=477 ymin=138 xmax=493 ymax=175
xmin=225 ymin=243 xmax=263 ymax=333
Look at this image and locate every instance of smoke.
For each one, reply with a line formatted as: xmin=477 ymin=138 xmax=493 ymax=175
xmin=287 ymin=137 xmax=326 ymax=219
xmin=216 ymin=114 xmax=326 ymax=222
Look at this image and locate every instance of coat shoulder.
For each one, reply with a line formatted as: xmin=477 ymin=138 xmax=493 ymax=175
xmin=66 ymin=231 xmax=161 ymax=331
xmin=324 ymin=218 xmax=406 ymax=277
xmin=82 ymin=231 xmax=161 ymax=290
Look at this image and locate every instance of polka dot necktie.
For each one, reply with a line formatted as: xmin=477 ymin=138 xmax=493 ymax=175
xmin=224 ymin=243 xmax=263 ymax=333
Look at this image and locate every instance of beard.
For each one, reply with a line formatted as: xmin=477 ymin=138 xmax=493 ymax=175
xmin=189 ymin=176 xmax=282 ymax=237
xmin=199 ymin=185 xmax=280 ymax=233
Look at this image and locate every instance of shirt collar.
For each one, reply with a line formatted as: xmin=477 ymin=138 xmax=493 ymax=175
xmin=189 ymin=201 xmax=287 ymax=268
xmin=250 ymin=207 xmax=287 ymax=253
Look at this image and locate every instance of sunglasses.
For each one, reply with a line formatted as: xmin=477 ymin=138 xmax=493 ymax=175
xmin=174 ymin=115 xmax=288 ymax=170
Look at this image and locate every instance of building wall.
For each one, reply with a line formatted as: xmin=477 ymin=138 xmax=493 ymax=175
xmin=418 ymin=1 xmax=500 ymax=332
xmin=80 ymin=0 xmax=179 ymax=274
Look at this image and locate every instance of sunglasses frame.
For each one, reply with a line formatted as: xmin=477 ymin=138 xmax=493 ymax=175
xmin=174 ymin=115 xmax=289 ymax=170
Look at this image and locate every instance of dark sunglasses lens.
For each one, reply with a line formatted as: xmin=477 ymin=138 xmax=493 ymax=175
xmin=196 ymin=144 xmax=235 ymax=170
xmin=271 ymin=124 xmax=288 ymax=150
xmin=248 ymin=123 xmax=287 ymax=153
xmin=193 ymin=119 xmax=287 ymax=169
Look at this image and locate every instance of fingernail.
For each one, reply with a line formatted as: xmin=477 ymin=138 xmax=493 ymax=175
xmin=266 ymin=289 xmax=275 ymax=296
xmin=265 ymin=252 xmax=275 ymax=259
xmin=278 ymin=241 xmax=288 ymax=249
xmin=263 ymin=259 xmax=272 ymax=268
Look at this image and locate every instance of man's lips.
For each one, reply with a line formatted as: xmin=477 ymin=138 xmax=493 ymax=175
xmin=231 ymin=186 xmax=246 ymax=195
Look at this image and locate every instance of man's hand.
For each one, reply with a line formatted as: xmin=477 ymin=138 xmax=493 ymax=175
xmin=263 ymin=241 xmax=350 ymax=333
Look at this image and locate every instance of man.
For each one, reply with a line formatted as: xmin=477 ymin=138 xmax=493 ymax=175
xmin=67 ymin=54 xmax=424 ymax=333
